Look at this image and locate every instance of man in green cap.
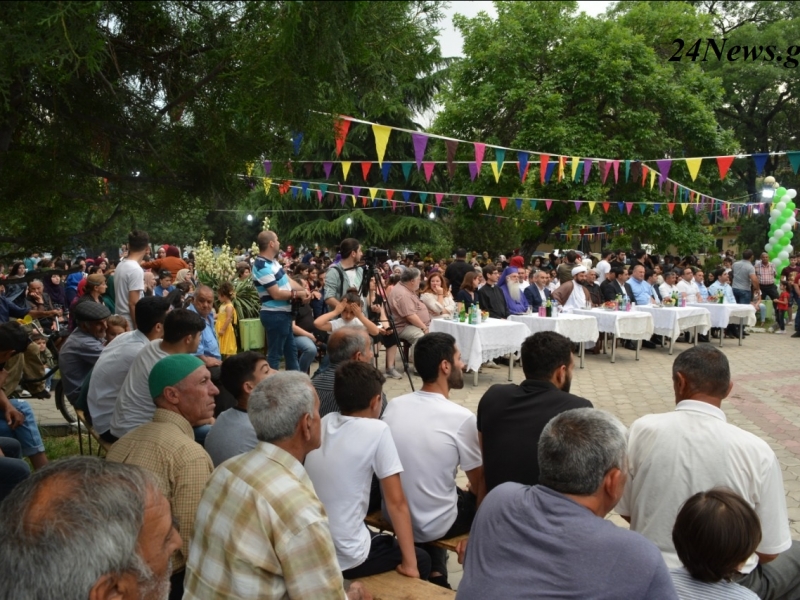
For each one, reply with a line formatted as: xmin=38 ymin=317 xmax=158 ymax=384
xmin=107 ymin=353 xmax=217 ymax=600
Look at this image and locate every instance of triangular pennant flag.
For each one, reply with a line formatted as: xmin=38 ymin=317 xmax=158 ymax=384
xmin=300 ymin=181 xmax=309 ymax=197
xmin=352 ymin=186 xmax=362 ymax=198
xmin=371 ymin=124 xmax=391 ymax=166
xmin=588 ymin=201 xmax=596 ymax=214
xmin=391 ymin=200 xmax=397 ymax=211
xmin=752 ymin=152 xmax=769 ymax=175
xmin=537 ymin=161 xmax=554 ymax=185
xmin=319 ymin=183 xmax=328 ymax=196
xmin=681 ymin=202 xmax=689 ymax=214
xmin=368 ymin=187 xmax=377 ymax=200
xmin=401 ymin=162 xmax=412 ymax=181
xmin=518 ymin=152 xmax=530 ymax=182
xmin=639 ymin=203 xmax=647 ymax=214
xmin=361 ymin=162 xmax=372 ymax=180
xmin=625 ymin=160 xmax=631 ymax=182
xmin=685 ymin=157 xmax=702 ymax=181
xmin=602 ymin=202 xmax=610 ymax=213
xmin=483 ymin=196 xmax=492 ymax=209
xmin=262 ymin=178 xmax=272 ymax=193
xmin=626 ymin=202 xmax=634 ymax=214
xmin=656 ymin=159 xmax=672 ymax=179
xmin=323 ymin=162 xmax=333 ymax=179
xmin=474 ymin=143 xmax=486 ymax=171
xmin=516 ymin=199 xmax=523 ymax=210
xmin=694 ymin=203 xmax=701 ymax=213
xmin=540 ymin=154 xmax=550 ymax=185
xmin=574 ymin=201 xmax=583 ymax=212
xmin=342 ymin=161 xmax=352 ymax=180
xmin=362 ymin=196 xmax=368 ymax=207
xmin=500 ymin=197 xmax=508 ymax=210
xmin=262 ymin=160 xmax=272 ymax=176
xmin=558 ymin=156 xmax=566 ymax=182
xmin=292 ymin=132 xmax=303 ymax=155
xmin=381 ymin=162 xmax=391 ymax=182
xmin=402 ymin=190 xmax=410 ymax=202
xmin=304 ymin=162 xmax=313 ymax=177
xmin=495 ymin=148 xmax=506 ymax=171
xmin=545 ymin=200 xmax=553 ymax=211
xmin=649 ymin=168 xmax=656 ymax=189
xmin=411 ymin=133 xmax=428 ymax=169
xmin=435 ymin=193 xmax=443 ymax=206
xmin=668 ymin=203 xmax=676 ymax=214
xmin=787 ymin=152 xmax=800 ymax=174
xmin=351 ymin=195 xmax=357 ymax=206
xmin=385 ymin=189 xmax=394 ymax=201
xmin=418 ymin=192 xmax=428 ymax=204
xmin=445 ymin=140 xmax=458 ymax=178
xmin=334 ymin=119 xmax=351 ymax=157
xmin=618 ymin=202 xmax=625 ymax=212
xmin=571 ymin=157 xmax=580 ymax=181
xmin=467 ymin=195 xmax=475 ymax=208
xmin=490 ymin=162 xmax=502 ymax=183
xmin=316 ymin=190 xmax=323 ymax=202
xmin=612 ymin=160 xmax=620 ymax=183
xmin=652 ymin=204 xmax=660 ymax=214
xmin=583 ymin=159 xmax=592 ymax=184
xmin=340 ymin=193 xmax=346 ymax=206
xmin=721 ymin=203 xmax=728 ymax=218
xmin=600 ymin=161 xmax=611 ymax=184
xmin=530 ymin=200 xmax=537 ymax=211
xmin=468 ymin=162 xmax=478 ymax=181
xmin=423 ymin=162 xmax=435 ymax=183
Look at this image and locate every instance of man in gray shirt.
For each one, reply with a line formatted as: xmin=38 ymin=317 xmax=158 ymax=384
xmin=204 ymin=352 xmax=275 ymax=466
xmin=58 ymin=301 xmax=110 ymax=402
xmin=731 ymin=249 xmax=760 ymax=305
xmin=457 ymin=408 xmax=677 ymax=600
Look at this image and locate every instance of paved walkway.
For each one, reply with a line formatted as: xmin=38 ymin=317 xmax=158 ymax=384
xmin=28 ymin=329 xmax=800 ymax=591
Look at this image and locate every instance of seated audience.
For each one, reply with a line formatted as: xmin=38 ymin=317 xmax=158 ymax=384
xmin=153 ymin=269 xmax=175 ymax=298
xmin=454 ymin=271 xmax=479 ymax=311
xmin=305 ymin=361 xmax=431 ymax=580
xmin=617 ymin=345 xmax=800 ymax=598
xmin=659 ymin=270 xmax=680 ymax=300
xmin=382 ymin=332 xmax=484 ymax=588
xmin=0 ymin=437 xmax=29 ymax=501
xmin=478 ymin=265 xmax=508 ymax=319
xmin=204 ymin=351 xmax=276 ymax=467
xmin=420 ymin=272 xmax=456 ymax=318
xmin=187 ymin=284 xmax=221 ymax=367
xmin=107 ymin=354 xmax=217 ymax=599
xmin=600 ymin=267 xmax=627 ymax=301
xmin=183 ymin=372 xmax=371 ymax=600
xmin=477 ymin=331 xmax=592 ymax=492
xmin=497 ymin=267 xmax=530 ymax=315
xmin=670 ymin=488 xmax=761 ymax=599
xmin=56 ymin=300 xmax=111 ymax=403
xmin=87 ymin=296 xmax=170 ymax=436
xmin=314 ymin=289 xmax=381 ymax=336
xmin=551 ymin=266 xmax=591 ymax=311
xmin=583 ymin=269 xmax=604 ymax=306
xmin=105 ymin=314 xmax=130 ymax=344
xmin=0 ymin=457 xmax=181 ymax=600
xmin=677 ymin=267 xmax=702 ymax=303
xmin=524 ymin=269 xmax=551 ymax=309
xmin=457 ymin=408 xmax=677 ymax=599
xmin=388 ymin=267 xmax=431 ymax=355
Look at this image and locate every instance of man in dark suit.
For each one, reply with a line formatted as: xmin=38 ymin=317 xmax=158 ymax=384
xmin=444 ymin=247 xmax=474 ymax=296
xmin=600 ymin=267 xmax=627 ymax=301
xmin=524 ymin=270 xmax=551 ymax=310
xmin=476 ymin=331 xmax=593 ymax=493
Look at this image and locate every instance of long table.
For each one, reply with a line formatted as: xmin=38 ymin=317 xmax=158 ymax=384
xmin=632 ymin=305 xmax=711 ymax=355
xmin=687 ymin=302 xmax=756 ymax=347
xmin=509 ymin=313 xmax=599 ymax=368
xmin=571 ymin=308 xmax=654 ymax=363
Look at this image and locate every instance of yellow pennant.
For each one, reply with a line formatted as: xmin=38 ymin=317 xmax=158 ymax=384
xmin=685 ymin=158 xmax=702 ymax=181
xmin=483 ymin=196 xmax=492 ymax=209
xmin=558 ymin=156 xmax=565 ymax=182
xmin=262 ymin=178 xmax=272 ymax=193
xmin=351 ymin=195 xmax=357 ymax=207
xmin=490 ymin=162 xmax=503 ymax=183
xmin=649 ymin=169 xmax=656 ymax=189
xmin=369 ymin=187 xmax=378 ymax=200
xmin=571 ymin=156 xmax=579 ymax=181
xmin=588 ymin=201 xmax=596 ymax=214
xmin=681 ymin=202 xmax=689 ymax=214
xmin=246 ymin=161 xmax=255 ymax=177
xmin=342 ymin=161 xmax=352 ymax=180
xmin=372 ymin=124 xmax=391 ymax=166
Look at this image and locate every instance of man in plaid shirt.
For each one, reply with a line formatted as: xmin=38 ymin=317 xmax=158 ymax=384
xmin=756 ymin=252 xmax=779 ymax=303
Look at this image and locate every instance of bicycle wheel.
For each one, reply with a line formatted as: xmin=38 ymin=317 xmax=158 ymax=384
xmin=54 ymin=380 xmax=76 ymax=424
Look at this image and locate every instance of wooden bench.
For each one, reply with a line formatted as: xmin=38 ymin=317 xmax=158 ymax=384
xmin=353 ymin=570 xmax=455 ymax=599
xmin=364 ymin=512 xmax=468 ymax=553
xmin=75 ymin=409 xmax=113 ymax=457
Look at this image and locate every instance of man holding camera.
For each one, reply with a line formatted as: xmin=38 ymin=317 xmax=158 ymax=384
xmin=325 ymin=238 xmax=364 ymax=309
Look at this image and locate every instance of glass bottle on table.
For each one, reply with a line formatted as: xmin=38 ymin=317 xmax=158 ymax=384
xmin=545 ymin=298 xmax=552 ymax=317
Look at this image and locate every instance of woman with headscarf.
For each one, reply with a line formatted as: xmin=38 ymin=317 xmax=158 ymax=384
xmin=43 ymin=272 xmax=67 ymax=312
xmin=141 ymin=245 xmax=189 ymax=278
xmin=498 ymin=266 xmax=530 ymax=315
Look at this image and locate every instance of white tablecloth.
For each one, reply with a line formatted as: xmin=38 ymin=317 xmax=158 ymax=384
xmin=687 ymin=302 xmax=756 ymax=329
xmin=572 ymin=308 xmax=654 ymax=341
xmin=633 ymin=305 xmax=711 ymax=338
xmin=429 ymin=318 xmax=528 ymax=372
xmin=509 ymin=313 xmax=599 ymax=344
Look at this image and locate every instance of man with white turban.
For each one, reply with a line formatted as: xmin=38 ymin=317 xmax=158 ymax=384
xmin=551 ymin=266 xmax=591 ymax=312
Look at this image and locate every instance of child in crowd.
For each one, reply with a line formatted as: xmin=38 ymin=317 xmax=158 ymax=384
xmin=313 ymin=288 xmax=381 ymax=337
xmin=304 ymin=360 xmax=430 ymax=581
xmin=670 ymin=488 xmax=761 ymax=599
xmin=30 ymin=333 xmax=55 ymax=392
xmin=215 ymin=281 xmax=237 ymax=358
xmin=153 ymin=270 xmax=175 ymax=297
xmin=105 ymin=315 xmax=130 ymax=345
xmin=774 ymin=281 xmax=790 ymax=334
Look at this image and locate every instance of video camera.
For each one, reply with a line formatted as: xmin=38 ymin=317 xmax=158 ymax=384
xmin=364 ymin=247 xmax=389 ymax=265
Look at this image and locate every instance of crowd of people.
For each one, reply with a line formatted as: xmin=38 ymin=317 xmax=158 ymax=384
xmin=0 ymin=231 xmax=798 ymax=600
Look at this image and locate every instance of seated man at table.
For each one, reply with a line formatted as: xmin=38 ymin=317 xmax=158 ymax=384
xmin=478 ymin=265 xmax=508 ymax=319
xmin=477 ymin=331 xmax=592 ymax=493
xmin=498 ymin=267 xmax=529 ymax=315
xmin=457 ymin=408 xmax=676 ymax=600
xmin=659 ymin=270 xmax=680 ymax=301
xmin=600 ymin=267 xmax=627 ymax=302
xmin=387 ymin=267 xmax=431 ymax=359
xmin=583 ymin=269 xmax=603 ymax=306
xmin=694 ymin=269 xmax=710 ymax=300
xmin=382 ymin=332 xmax=484 ymax=588
xmin=550 ymin=266 xmax=591 ymax=312
xmin=677 ymin=267 xmax=703 ymax=303
xmin=708 ymin=268 xmax=744 ymax=338
xmin=628 ymin=265 xmax=658 ymax=305
xmin=524 ymin=270 xmax=551 ymax=310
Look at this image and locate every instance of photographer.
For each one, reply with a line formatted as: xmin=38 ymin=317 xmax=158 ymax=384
xmin=324 ymin=238 xmax=364 ymax=310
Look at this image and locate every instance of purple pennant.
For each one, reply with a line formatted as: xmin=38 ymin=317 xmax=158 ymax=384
xmin=340 ymin=193 xmax=346 ymax=206
xmin=656 ymin=159 xmax=672 ymax=178
xmin=352 ymin=186 xmax=361 ymax=198
xmin=322 ymin=162 xmax=333 ymax=179
xmin=575 ymin=201 xmax=583 ymax=212
xmin=412 ymin=133 xmax=429 ymax=170
xmin=468 ymin=162 xmax=478 ymax=181
xmin=262 ymin=160 xmax=272 ymax=176
xmin=467 ymin=195 xmax=475 ymax=208
xmin=582 ymin=159 xmax=592 ymax=184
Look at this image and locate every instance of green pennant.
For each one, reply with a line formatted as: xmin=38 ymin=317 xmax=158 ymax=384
xmin=624 ymin=160 xmax=631 ymax=182
xmin=787 ymin=151 xmax=800 ymax=174
xmin=401 ymin=162 xmax=413 ymax=181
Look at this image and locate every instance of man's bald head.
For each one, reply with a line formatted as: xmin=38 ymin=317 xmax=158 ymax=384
xmin=257 ymin=231 xmax=277 ymax=252
xmin=328 ymin=327 xmax=371 ymax=364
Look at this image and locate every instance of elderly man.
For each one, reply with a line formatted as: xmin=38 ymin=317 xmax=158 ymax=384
xmin=383 ymin=333 xmax=484 ymax=587
xmin=551 ymin=265 xmax=591 ymax=311
xmin=187 ymin=284 xmax=221 ymax=367
xmin=583 ymin=269 xmax=603 ymax=306
xmin=107 ymin=354 xmax=217 ymax=599
xmin=478 ymin=332 xmax=592 ymax=492
xmin=524 ymin=270 xmax=551 ymax=310
xmin=183 ymin=372 xmax=371 ymax=600
xmin=694 ymin=269 xmax=710 ymax=300
xmin=388 ymin=267 xmax=431 ymax=355
xmin=458 ymin=408 xmax=676 ymax=599
xmin=498 ymin=267 xmax=530 ymax=315
xmin=0 ymin=457 xmax=182 ymax=600
xmin=58 ymin=300 xmax=110 ymax=403
xmin=478 ymin=265 xmax=508 ymax=319
xmin=756 ymin=252 xmax=779 ymax=303
xmin=628 ymin=265 xmax=658 ymax=305
xmin=24 ymin=279 xmax=59 ymax=332
xmin=617 ymin=346 xmax=800 ymax=599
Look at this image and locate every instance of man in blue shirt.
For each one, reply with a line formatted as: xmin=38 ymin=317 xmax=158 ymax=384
xmin=252 ymin=230 xmax=309 ymax=370
xmin=694 ymin=269 xmax=710 ymax=301
xmin=188 ymin=285 xmax=221 ymax=366
xmin=628 ymin=265 xmax=657 ymax=306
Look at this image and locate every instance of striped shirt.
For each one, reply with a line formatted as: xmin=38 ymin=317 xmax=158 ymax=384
xmin=670 ymin=568 xmax=757 ymax=599
xmin=755 ymin=262 xmax=777 ymax=285
xmin=253 ymin=255 xmax=292 ymax=312
xmin=183 ymin=442 xmax=347 ymax=600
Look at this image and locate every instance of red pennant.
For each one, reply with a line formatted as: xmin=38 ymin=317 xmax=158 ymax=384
xmin=522 ymin=163 xmax=530 ymax=183
xmin=500 ymin=197 xmax=508 ymax=210
xmin=361 ymin=162 xmax=372 ymax=180
xmin=540 ymin=154 xmax=550 ymax=185
xmin=602 ymin=202 xmax=610 ymax=213
xmin=361 ymin=196 xmax=368 ymax=207
xmin=334 ymin=119 xmax=351 ymax=157
xmin=426 ymin=204 xmax=433 ymax=214
xmin=640 ymin=165 xmax=648 ymax=187
xmin=600 ymin=161 xmax=611 ymax=184
xmin=716 ymin=156 xmax=734 ymax=180
xmin=668 ymin=203 xmax=675 ymax=214
xmin=423 ymin=162 xmax=435 ymax=182
xmin=385 ymin=189 xmax=394 ymax=201
xmin=279 ymin=180 xmax=291 ymax=194
xmin=689 ymin=191 xmax=695 ymax=202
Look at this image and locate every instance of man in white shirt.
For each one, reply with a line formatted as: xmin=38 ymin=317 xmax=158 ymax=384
xmin=115 ymin=230 xmax=149 ymax=329
xmin=382 ymin=332 xmax=485 ymax=588
xmin=659 ymin=270 xmax=680 ymax=301
xmin=595 ymin=250 xmax=613 ymax=284
xmin=676 ymin=267 xmax=703 ymax=303
xmin=617 ymin=345 xmax=800 ymax=599
xmin=88 ymin=296 xmax=170 ymax=437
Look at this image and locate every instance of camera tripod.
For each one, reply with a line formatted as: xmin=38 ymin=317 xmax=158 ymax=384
xmin=360 ymin=263 xmax=415 ymax=391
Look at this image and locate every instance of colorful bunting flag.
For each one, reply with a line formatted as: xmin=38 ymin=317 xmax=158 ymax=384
xmin=787 ymin=152 xmax=800 ymax=174
xmin=544 ymin=162 xmax=557 ymax=184
xmin=667 ymin=203 xmax=675 ymax=214
xmin=499 ymin=197 xmax=508 ymax=210
xmin=423 ymin=162 xmax=435 ymax=183
xmin=262 ymin=160 xmax=272 ymax=176
xmin=602 ymin=202 xmax=610 ymax=213
xmin=571 ymin=157 xmax=579 ymax=181
xmin=558 ymin=156 xmax=566 ymax=182
xmin=292 ymin=132 xmax=303 ymax=155
xmin=639 ymin=203 xmax=647 ymax=214
xmin=681 ymin=202 xmax=689 ymax=214
xmin=613 ymin=160 xmax=620 ymax=183
xmin=530 ymin=200 xmax=537 ymax=211
xmin=372 ymin=124 xmax=391 ymax=166
xmin=752 ymin=153 xmax=769 ymax=175
xmin=411 ymin=133 xmax=428 ymax=170
xmin=323 ymin=162 xmax=333 ymax=179
xmin=468 ymin=162 xmax=478 ymax=182
xmin=342 ymin=161 xmax=352 ymax=180
xmin=516 ymin=199 xmax=523 ymax=210
xmin=574 ymin=201 xmax=583 ymax=212
xmin=334 ymin=119 xmax=350 ymax=156
xmin=381 ymin=162 xmax=391 ymax=182
xmin=540 ymin=154 xmax=549 ymax=185
xmin=419 ymin=192 xmax=428 ymax=204
xmin=583 ymin=159 xmax=592 ymax=184
xmin=435 ymin=193 xmax=443 ymax=206
xmin=401 ymin=162 xmax=412 ymax=181
xmin=545 ymin=200 xmax=553 ymax=211
xmin=483 ymin=196 xmax=492 ymax=209
xmin=467 ymin=195 xmax=475 ymax=208
xmin=495 ymin=148 xmax=506 ymax=171
xmin=368 ymin=187 xmax=377 ymax=200
xmin=361 ymin=162 xmax=372 ymax=180
xmin=589 ymin=201 xmax=596 ymax=214
xmin=624 ymin=160 xmax=631 ymax=182
xmin=517 ymin=152 xmax=529 ymax=182
xmin=626 ymin=202 xmax=633 ymax=214
xmin=352 ymin=186 xmax=362 ymax=198
xmin=685 ymin=157 xmax=702 ymax=181
xmin=446 ymin=140 xmax=458 ymax=178
xmin=649 ymin=168 xmax=656 ymax=189
xmin=600 ymin=161 xmax=611 ymax=184
xmin=490 ymin=162 xmax=502 ymax=183
xmin=474 ymin=143 xmax=486 ymax=171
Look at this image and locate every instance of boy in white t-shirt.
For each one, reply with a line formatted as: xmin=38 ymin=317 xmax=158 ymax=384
xmin=305 ymin=361 xmax=431 ymax=581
